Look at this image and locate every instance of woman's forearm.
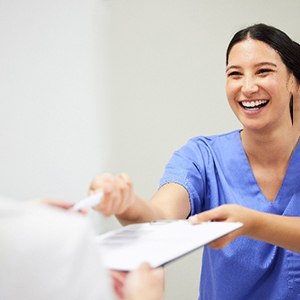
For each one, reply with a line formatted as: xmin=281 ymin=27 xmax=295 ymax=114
xmin=247 ymin=211 xmax=300 ymax=253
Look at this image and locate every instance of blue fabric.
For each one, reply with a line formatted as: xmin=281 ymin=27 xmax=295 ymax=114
xmin=160 ymin=130 xmax=300 ymax=300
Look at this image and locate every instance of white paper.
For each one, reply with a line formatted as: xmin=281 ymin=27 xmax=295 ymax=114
xmin=96 ymin=220 xmax=242 ymax=271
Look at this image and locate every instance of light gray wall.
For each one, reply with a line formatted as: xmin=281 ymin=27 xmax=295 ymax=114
xmin=0 ymin=0 xmax=110 ymax=203
xmin=106 ymin=1 xmax=300 ymax=299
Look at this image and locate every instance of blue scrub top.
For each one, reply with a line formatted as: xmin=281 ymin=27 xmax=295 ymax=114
xmin=160 ymin=130 xmax=300 ymax=300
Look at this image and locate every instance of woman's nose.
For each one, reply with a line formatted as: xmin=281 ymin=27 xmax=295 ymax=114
xmin=241 ymin=76 xmax=259 ymax=95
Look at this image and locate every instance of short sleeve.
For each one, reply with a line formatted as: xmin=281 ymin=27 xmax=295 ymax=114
xmin=159 ymin=138 xmax=206 ymax=215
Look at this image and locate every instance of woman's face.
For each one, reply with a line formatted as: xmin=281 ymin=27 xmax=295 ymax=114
xmin=226 ymin=38 xmax=294 ymax=132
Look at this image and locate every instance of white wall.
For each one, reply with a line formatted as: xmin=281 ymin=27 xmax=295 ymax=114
xmin=106 ymin=1 xmax=300 ymax=299
xmin=0 ymin=0 xmax=110 ymax=203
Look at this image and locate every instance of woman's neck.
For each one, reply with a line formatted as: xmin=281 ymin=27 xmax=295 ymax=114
xmin=240 ymin=126 xmax=299 ymax=167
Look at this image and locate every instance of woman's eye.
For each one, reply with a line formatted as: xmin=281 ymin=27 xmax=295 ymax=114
xmin=227 ymin=71 xmax=242 ymax=77
xmin=257 ymin=68 xmax=273 ymax=75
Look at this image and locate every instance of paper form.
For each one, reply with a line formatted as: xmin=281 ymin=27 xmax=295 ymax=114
xmin=96 ymin=220 xmax=242 ymax=271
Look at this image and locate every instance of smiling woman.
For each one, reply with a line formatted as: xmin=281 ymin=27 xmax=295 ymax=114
xmin=88 ymin=24 xmax=300 ymax=300
xmin=225 ymin=24 xmax=300 ymax=203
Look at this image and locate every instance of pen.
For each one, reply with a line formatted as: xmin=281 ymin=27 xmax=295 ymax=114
xmin=72 ymin=192 xmax=103 ymax=211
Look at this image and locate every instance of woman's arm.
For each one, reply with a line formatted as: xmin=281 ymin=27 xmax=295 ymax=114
xmin=189 ymin=204 xmax=300 ymax=253
xmin=89 ymin=173 xmax=191 ymax=225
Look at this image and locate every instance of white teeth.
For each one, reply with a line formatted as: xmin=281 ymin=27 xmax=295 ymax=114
xmin=241 ymin=100 xmax=268 ymax=108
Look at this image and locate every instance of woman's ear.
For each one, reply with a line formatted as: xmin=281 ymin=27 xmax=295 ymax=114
xmin=294 ymin=85 xmax=300 ymax=111
xmin=289 ymin=74 xmax=300 ymax=95
xmin=292 ymin=80 xmax=300 ymax=130
xmin=288 ymin=74 xmax=296 ymax=93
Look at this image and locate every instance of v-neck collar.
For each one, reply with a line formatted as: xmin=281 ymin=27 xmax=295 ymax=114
xmin=235 ymin=130 xmax=300 ymax=210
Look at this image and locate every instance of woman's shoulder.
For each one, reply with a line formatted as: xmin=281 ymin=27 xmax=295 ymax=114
xmin=173 ymin=130 xmax=241 ymax=161
xmin=188 ymin=129 xmax=241 ymax=146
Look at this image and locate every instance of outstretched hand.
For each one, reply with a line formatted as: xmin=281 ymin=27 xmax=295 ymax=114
xmin=188 ymin=204 xmax=257 ymax=249
xmin=89 ymin=173 xmax=136 ymax=217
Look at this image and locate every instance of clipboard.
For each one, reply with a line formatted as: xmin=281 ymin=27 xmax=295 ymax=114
xmin=96 ymin=220 xmax=242 ymax=271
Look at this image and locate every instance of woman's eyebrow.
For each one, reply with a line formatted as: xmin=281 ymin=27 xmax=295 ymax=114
xmin=254 ymin=62 xmax=277 ymax=68
xmin=226 ymin=65 xmax=240 ymax=72
xmin=226 ymin=62 xmax=278 ymax=72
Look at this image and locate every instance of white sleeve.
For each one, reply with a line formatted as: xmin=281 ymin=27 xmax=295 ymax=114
xmin=0 ymin=201 xmax=113 ymax=300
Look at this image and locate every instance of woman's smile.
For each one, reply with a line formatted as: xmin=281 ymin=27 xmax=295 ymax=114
xmin=239 ymin=99 xmax=269 ymax=114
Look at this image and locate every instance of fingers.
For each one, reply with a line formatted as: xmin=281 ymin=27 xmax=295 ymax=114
xmin=188 ymin=206 xmax=228 ymax=224
xmin=35 ymin=198 xmax=74 ymax=210
xmin=188 ymin=204 xmax=244 ymax=224
xmin=89 ymin=172 xmax=114 ymax=195
xmin=110 ymin=270 xmax=128 ymax=300
xmin=188 ymin=204 xmax=245 ymax=249
xmin=136 ymin=263 xmax=165 ymax=285
xmin=88 ymin=172 xmax=135 ymax=216
xmin=109 ymin=173 xmax=133 ymax=214
xmin=208 ymin=230 xmax=241 ymax=249
xmin=115 ymin=173 xmax=133 ymax=210
xmin=123 ymin=263 xmax=165 ymax=300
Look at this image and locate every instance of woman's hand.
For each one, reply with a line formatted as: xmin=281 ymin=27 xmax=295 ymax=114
xmin=189 ymin=204 xmax=257 ymax=249
xmin=89 ymin=173 xmax=136 ymax=217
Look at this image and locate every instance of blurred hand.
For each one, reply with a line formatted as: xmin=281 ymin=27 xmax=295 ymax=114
xmin=123 ymin=263 xmax=164 ymax=300
xmin=110 ymin=270 xmax=129 ymax=300
xmin=89 ymin=173 xmax=135 ymax=217
xmin=29 ymin=198 xmax=87 ymax=215
xmin=189 ymin=204 xmax=256 ymax=249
